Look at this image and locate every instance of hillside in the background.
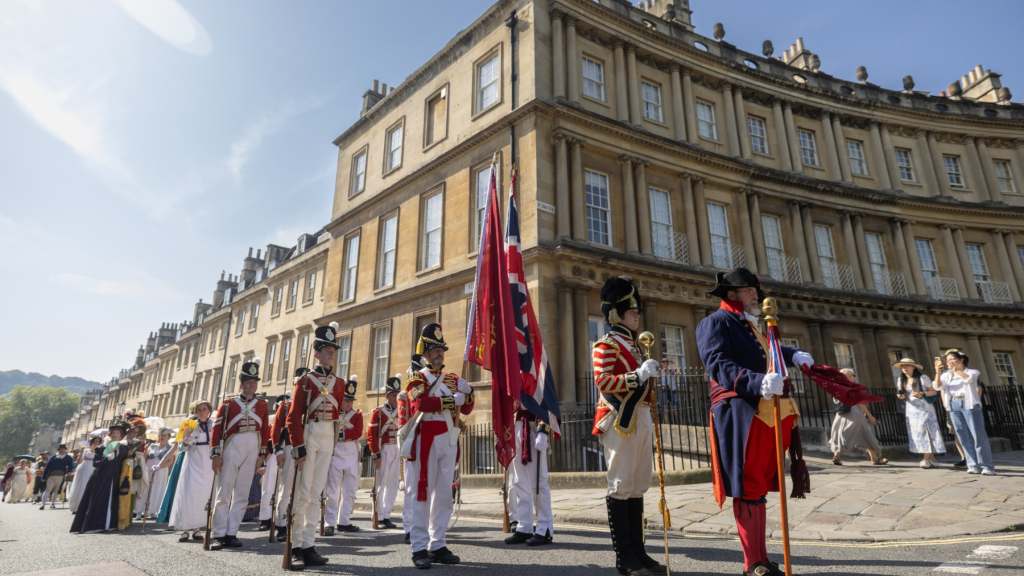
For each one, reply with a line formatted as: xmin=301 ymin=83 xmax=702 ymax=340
xmin=0 ymin=370 xmax=102 ymax=396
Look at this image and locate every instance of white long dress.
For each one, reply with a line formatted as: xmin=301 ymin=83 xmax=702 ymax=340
xmin=5 ymin=468 xmax=32 ymax=502
xmin=146 ymin=443 xmax=173 ymax=516
xmin=68 ymin=449 xmax=96 ymax=513
xmin=169 ymin=422 xmax=214 ymax=531
xmin=899 ymin=375 xmax=946 ymax=454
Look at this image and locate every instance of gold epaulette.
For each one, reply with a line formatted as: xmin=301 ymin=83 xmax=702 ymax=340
xmin=595 ymin=334 xmax=620 ymax=353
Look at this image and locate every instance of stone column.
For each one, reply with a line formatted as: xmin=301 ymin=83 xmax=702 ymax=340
xmin=570 ymin=138 xmax=585 ymax=240
xmin=619 ymin=156 xmax=639 ymax=253
xmin=952 ymin=227 xmax=980 ymax=299
xmin=681 ymin=175 xmax=701 ymax=266
xmin=913 ymin=331 xmax=931 ymax=369
xmin=879 ymin=125 xmax=901 ymax=189
xmin=682 ymin=68 xmax=698 ymax=143
xmin=783 ymin=102 xmax=802 ymax=173
xmin=734 ymin=88 xmax=751 ymax=159
xmin=915 ymin=130 xmax=940 ymax=195
xmin=644 ymin=300 xmax=660 ymax=359
xmin=573 ymin=289 xmax=590 ymax=404
xmin=966 ymin=335 xmax=991 ymax=386
xmin=555 ymin=134 xmax=570 ymax=238
xmin=965 ymin=137 xmax=992 ymax=201
xmin=840 ymin=211 xmax=865 ymax=289
xmin=551 ymin=11 xmax=565 ymax=99
xmin=1004 ymin=232 xmax=1024 ymax=299
xmin=694 ymin=178 xmax=711 ymax=265
xmin=801 ymin=204 xmax=822 ymax=283
xmin=670 ymin=65 xmax=686 ymax=140
xmin=558 ymin=286 xmax=576 ymax=402
xmin=565 ymin=17 xmax=579 ymax=103
xmin=831 ymin=114 xmax=851 ymax=182
xmin=891 ymin=219 xmax=913 ymax=294
xmin=635 ymin=160 xmax=652 ymax=255
xmin=927 ymin=132 xmax=952 ymax=196
xmin=749 ymin=192 xmax=767 ymax=276
xmin=902 ymin=220 xmax=927 ymax=295
xmin=626 ymin=45 xmax=641 ymax=125
xmin=853 ymin=214 xmax=872 ymax=292
xmin=820 ymin=323 xmax=837 ymax=366
xmin=788 ymin=201 xmax=812 ymax=282
xmin=870 ymin=122 xmax=893 ymax=189
xmin=976 ymin=138 xmax=1002 ymax=203
xmin=613 ymin=42 xmax=629 ymax=122
xmin=979 ymin=336 xmax=1001 ymax=386
xmin=862 ymin=327 xmax=889 ymax=386
xmin=807 ymin=322 xmax=825 ymax=361
xmin=992 ymin=230 xmax=1022 ymax=301
xmin=820 ymin=111 xmax=843 ymax=180
xmin=736 ymin=188 xmax=757 ymax=272
xmin=772 ymin=100 xmax=792 ymax=170
xmin=927 ymin=334 xmax=942 ymax=361
xmin=940 ymin=225 xmax=969 ymax=298
xmin=722 ymin=83 xmax=739 ymax=156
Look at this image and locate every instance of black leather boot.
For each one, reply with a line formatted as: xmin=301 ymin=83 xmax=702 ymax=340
xmin=301 ymin=547 xmax=329 ymax=566
xmin=607 ymin=497 xmax=651 ymax=576
xmin=629 ymin=498 xmax=664 ymax=572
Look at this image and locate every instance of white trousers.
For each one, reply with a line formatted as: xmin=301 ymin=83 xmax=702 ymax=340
xmin=401 ymin=459 xmax=413 ymax=531
xmin=376 ymin=443 xmax=400 ymax=520
xmin=293 ymin=421 xmax=334 ymax=548
xmin=275 ymin=450 xmax=295 ymax=527
xmin=258 ymin=452 xmax=278 ymax=521
xmin=510 ymin=420 xmax=553 ymax=535
xmin=407 ymin=430 xmax=457 ymax=553
xmin=213 ymin=431 xmax=259 ymax=537
xmin=324 ymin=440 xmax=359 ymax=525
xmin=600 ymin=406 xmax=652 ymax=500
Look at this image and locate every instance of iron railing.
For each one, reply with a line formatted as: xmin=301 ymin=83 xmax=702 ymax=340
xmin=977 ymin=280 xmax=1013 ymax=304
xmin=925 ymin=275 xmax=961 ymax=301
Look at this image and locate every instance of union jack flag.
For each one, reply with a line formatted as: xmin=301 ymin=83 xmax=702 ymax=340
xmin=505 ymin=169 xmax=561 ymax=437
xmin=766 ymin=323 xmax=788 ymax=380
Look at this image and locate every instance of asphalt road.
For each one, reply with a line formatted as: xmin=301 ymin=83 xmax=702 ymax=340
xmin=1 ymin=502 xmax=1021 ymax=575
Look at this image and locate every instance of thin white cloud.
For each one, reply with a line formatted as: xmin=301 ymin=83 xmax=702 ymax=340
xmin=113 ymin=0 xmax=212 ymax=56
xmin=226 ymin=95 xmax=331 ymax=183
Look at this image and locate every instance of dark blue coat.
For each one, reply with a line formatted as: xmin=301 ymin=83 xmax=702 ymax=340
xmin=696 ymin=306 xmax=796 ymax=499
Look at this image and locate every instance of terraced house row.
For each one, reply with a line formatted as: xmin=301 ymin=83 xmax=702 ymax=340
xmin=65 ymin=0 xmax=1024 ymax=442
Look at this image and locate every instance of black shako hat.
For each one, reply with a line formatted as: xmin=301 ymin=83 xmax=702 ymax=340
xmin=416 ymin=323 xmax=448 ymax=354
xmin=239 ymin=357 xmax=261 ymax=382
xmin=708 ymin=267 xmax=765 ymax=301
xmin=314 ymin=322 xmax=341 ymax=350
xmin=344 ymin=377 xmax=358 ymax=400
xmin=600 ymin=276 xmax=641 ymax=324
xmin=385 ymin=375 xmax=402 ymax=395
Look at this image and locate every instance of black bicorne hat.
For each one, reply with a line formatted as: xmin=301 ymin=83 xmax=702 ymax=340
xmin=416 ymin=323 xmax=448 ymax=354
xmin=314 ymin=322 xmax=341 ymax=350
xmin=239 ymin=358 xmax=261 ymax=382
xmin=600 ymin=276 xmax=641 ymax=324
xmin=708 ymin=267 xmax=765 ymax=301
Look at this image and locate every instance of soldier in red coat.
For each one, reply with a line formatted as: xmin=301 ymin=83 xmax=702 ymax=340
xmin=271 ymin=369 xmax=305 ymax=542
xmin=287 ymin=324 xmax=346 ymax=567
xmin=368 ymin=376 xmax=401 ymax=529
xmin=592 ymin=277 xmax=663 ymax=576
xmin=324 ymin=379 xmax=363 ymax=535
xmin=209 ymin=358 xmax=271 ymax=549
xmin=398 ymin=354 xmax=426 ymax=543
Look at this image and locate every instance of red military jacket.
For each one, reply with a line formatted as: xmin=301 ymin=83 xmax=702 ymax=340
xmin=270 ymin=400 xmax=290 ymax=452
xmin=367 ymin=403 xmax=398 ymax=454
xmin=210 ymin=395 xmax=271 ymax=455
xmin=405 ymin=367 xmax=475 ymax=421
xmin=287 ymin=366 xmax=345 ymax=452
xmin=591 ymin=325 xmax=653 ymax=435
xmin=338 ymin=409 xmax=363 ymax=442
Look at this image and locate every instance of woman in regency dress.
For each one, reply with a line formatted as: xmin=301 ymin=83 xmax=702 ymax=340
xmin=5 ymin=459 xmax=33 ymax=503
xmin=144 ymin=428 xmax=175 ymax=518
xmin=68 ymin=436 xmax=103 ymax=513
xmin=71 ymin=420 xmax=133 ymax=532
xmin=168 ymin=400 xmax=215 ymax=542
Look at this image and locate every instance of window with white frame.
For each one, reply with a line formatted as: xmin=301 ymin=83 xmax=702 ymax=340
xmin=587 ymin=315 xmax=607 ymax=350
xmin=798 ymin=128 xmax=819 ymax=167
xmin=833 ymin=342 xmax=857 ymax=373
xmin=581 ymin=56 xmax=606 ymax=101
xmin=993 ymin=352 xmax=1017 ymax=386
xmin=649 ymin=187 xmax=674 ymax=259
xmin=660 ymin=324 xmax=686 ymax=370
xmin=761 ymin=214 xmax=787 ymax=281
xmin=641 ymin=80 xmax=663 ymax=122
xmin=994 ymin=160 xmax=1016 ymax=194
xmin=864 ymin=232 xmax=889 ymax=294
xmin=287 ymin=277 xmax=299 ymax=310
xmin=371 ymin=324 xmax=391 ymax=391
xmin=1018 ymin=246 xmax=1024 ymax=270
xmin=814 ymin=224 xmax=839 ymax=288
xmin=965 ymin=243 xmax=990 ymax=284
xmin=475 ymin=51 xmax=500 ymax=113
xmin=916 ymin=238 xmax=939 ymax=281
xmin=235 ymin=309 xmax=246 ymax=337
xmin=472 ymin=163 xmax=494 ymax=251
xmin=847 ymin=139 xmax=869 ymax=176
xmin=384 ymin=121 xmax=403 ymax=173
xmin=278 ymin=337 xmax=292 ymax=381
xmin=895 ymin=148 xmax=915 ymax=181
xmin=265 ymin=341 xmax=277 ymax=385
xmin=336 ymin=333 xmax=352 ymax=379
xmin=747 ymin=115 xmax=769 ymax=155
xmin=376 ymin=212 xmax=398 ymax=290
xmin=208 ymin=327 xmax=217 ymax=353
xmin=707 ymin=202 xmax=732 ymax=269
xmin=296 ymin=332 xmax=309 ymax=371
xmin=420 ymin=190 xmax=443 ymax=270
xmin=944 ymin=155 xmax=965 ymax=188
xmin=584 ymin=170 xmax=611 ymax=246
xmin=696 ymin=99 xmax=717 ymax=140
xmin=341 ymin=232 xmax=360 ymax=302
xmin=271 ymin=285 xmax=283 ymax=316
xmin=303 ymin=269 xmax=317 ymax=303
xmin=350 ymin=148 xmax=367 ymax=197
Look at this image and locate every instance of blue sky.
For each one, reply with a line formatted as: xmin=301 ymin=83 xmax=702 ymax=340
xmin=1 ymin=0 xmax=1020 ymax=383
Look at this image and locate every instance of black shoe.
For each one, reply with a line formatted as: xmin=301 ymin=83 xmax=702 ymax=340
xmin=211 ymin=537 xmax=229 ymax=550
xmin=526 ymin=530 xmax=553 ymax=546
xmin=745 ymin=561 xmax=783 ymax=576
xmin=322 ymin=526 xmax=335 ymax=536
xmin=225 ymin=535 xmax=243 ymax=548
xmin=628 ymin=498 xmax=663 ymax=572
xmin=291 ymin=547 xmax=305 ymax=560
xmin=276 ymin=526 xmax=288 ymax=542
xmin=178 ymin=532 xmax=191 ymax=542
xmin=191 ymin=530 xmax=203 ymax=541
xmin=428 ymin=547 xmax=461 ymax=565
xmin=258 ymin=520 xmax=271 ymax=531
xmin=336 ymin=523 xmax=360 ymax=533
xmin=380 ymin=519 xmax=398 ymax=529
xmin=504 ymin=531 xmax=532 ymax=545
xmin=302 ymin=547 xmax=329 ymax=566
xmin=412 ymin=549 xmax=432 ymax=569
xmin=404 ymin=532 xmax=410 ymax=544
xmin=954 ymin=459 xmax=968 ymax=469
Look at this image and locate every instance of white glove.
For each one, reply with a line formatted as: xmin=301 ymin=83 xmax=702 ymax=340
xmin=457 ymin=379 xmax=473 ymax=394
xmin=150 ymin=464 xmax=161 ymax=473
xmin=793 ymin=351 xmax=814 ymax=369
xmin=761 ymin=373 xmax=784 ymax=399
xmin=636 ymin=359 xmax=661 ymax=383
xmin=453 ymin=392 xmax=467 ymax=406
xmin=534 ymin=431 xmax=549 ymax=453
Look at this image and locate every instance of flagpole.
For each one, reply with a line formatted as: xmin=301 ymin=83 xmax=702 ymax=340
xmin=762 ymin=297 xmax=792 ymax=575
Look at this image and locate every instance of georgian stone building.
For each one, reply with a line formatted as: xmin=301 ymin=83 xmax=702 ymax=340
xmin=321 ymin=0 xmax=1024 ymax=422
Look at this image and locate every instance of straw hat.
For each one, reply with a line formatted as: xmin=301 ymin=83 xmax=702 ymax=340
xmin=892 ymin=357 xmax=923 ymax=370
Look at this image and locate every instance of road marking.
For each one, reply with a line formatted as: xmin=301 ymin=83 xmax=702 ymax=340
xmin=932 ymin=544 xmax=1017 ymax=574
xmin=933 ymin=563 xmax=986 ymax=574
xmin=966 ymin=545 xmax=1018 ymax=560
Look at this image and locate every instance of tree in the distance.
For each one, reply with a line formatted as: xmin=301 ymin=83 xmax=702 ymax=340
xmin=0 ymin=386 xmax=79 ymax=463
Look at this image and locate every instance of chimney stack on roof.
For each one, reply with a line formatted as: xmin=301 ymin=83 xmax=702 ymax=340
xmin=953 ymin=64 xmax=1012 ymax=104
xmin=241 ymin=246 xmax=266 ymax=289
xmin=637 ymin=0 xmax=693 ymax=30
xmin=782 ymin=37 xmax=819 ymax=73
xmin=362 ymin=79 xmax=389 ymax=115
